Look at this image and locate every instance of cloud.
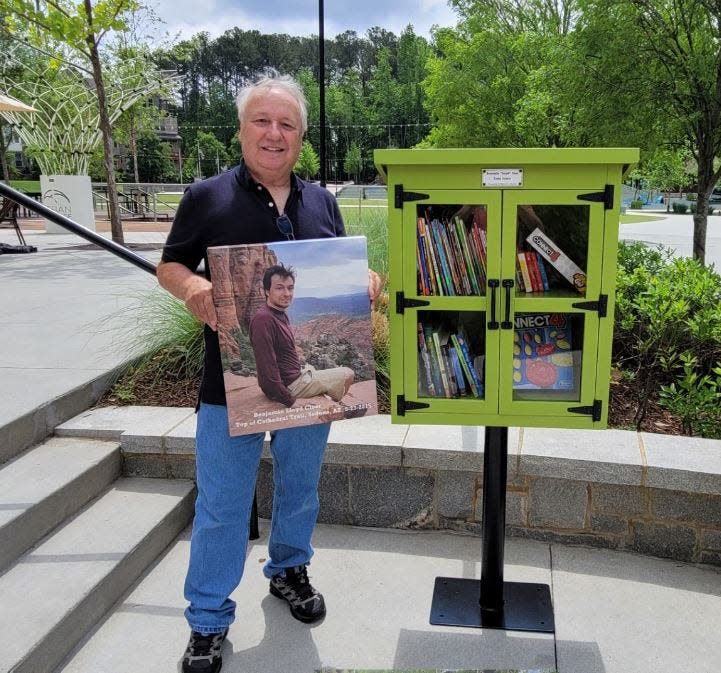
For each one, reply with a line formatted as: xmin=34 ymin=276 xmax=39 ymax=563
xmin=151 ymin=0 xmax=457 ymax=40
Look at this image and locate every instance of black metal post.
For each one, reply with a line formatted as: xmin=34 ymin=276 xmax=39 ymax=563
xmin=430 ymin=426 xmax=554 ymax=632
xmin=318 ymin=0 xmax=326 ymax=187
xmin=480 ymin=426 xmax=508 ymax=616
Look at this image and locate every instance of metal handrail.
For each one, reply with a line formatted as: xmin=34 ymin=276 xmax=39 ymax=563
xmin=0 ymin=179 xmax=261 ymax=540
xmin=92 ymin=189 xmax=139 ymax=219
xmin=0 ymin=182 xmax=156 ymax=276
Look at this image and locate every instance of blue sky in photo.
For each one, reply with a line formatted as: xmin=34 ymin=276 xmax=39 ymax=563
xmin=268 ymin=236 xmax=369 ymax=298
xmin=150 ymin=0 xmax=458 ymax=41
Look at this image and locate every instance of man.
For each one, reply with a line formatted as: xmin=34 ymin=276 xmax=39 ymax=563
xmin=250 ymin=263 xmax=354 ymax=407
xmin=157 ymin=73 xmax=381 ymax=673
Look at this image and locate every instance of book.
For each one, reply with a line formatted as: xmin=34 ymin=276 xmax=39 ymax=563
xmin=431 ymin=327 xmax=452 ymax=396
xmin=207 ymin=236 xmax=378 ymax=435
xmin=525 ymin=251 xmax=543 ymax=292
xmin=453 ymin=332 xmax=485 ymax=398
xmin=517 ymin=251 xmax=533 ymax=293
xmin=417 ymin=321 xmax=436 ymax=396
xmin=512 ymin=313 xmax=577 ymax=390
xmin=447 ymin=345 xmax=468 ymax=396
xmin=526 ymin=228 xmax=587 ymax=294
xmin=536 ymin=254 xmax=550 ymax=291
xmin=451 ymin=333 xmax=480 ymax=397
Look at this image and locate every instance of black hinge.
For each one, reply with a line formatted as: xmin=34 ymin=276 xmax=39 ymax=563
xmin=572 ymin=294 xmax=608 ymax=318
xmin=395 ymin=291 xmax=431 ymax=314
xmin=577 ymin=184 xmax=614 ymax=210
xmin=395 ymin=184 xmax=430 ymax=208
xmin=396 ymin=394 xmax=431 ymax=416
xmin=568 ymin=399 xmax=602 ymax=422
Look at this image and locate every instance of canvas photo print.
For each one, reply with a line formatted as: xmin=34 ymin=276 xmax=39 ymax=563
xmin=207 ymin=236 xmax=379 ymax=436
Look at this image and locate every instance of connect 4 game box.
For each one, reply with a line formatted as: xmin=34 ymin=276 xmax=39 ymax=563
xmin=512 ymin=313 xmax=578 ymax=390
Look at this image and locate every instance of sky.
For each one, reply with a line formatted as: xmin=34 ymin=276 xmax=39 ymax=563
xmin=150 ymin=0 xmax=459 ymax=42
xmin=268 ymin=237 xmax=369 ymax=298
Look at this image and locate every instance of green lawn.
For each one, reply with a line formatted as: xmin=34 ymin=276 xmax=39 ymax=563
xmin=620 ymin=212 xmax=665 ymax=224
xmin=8 ymin=180 xmax=41 ymax=193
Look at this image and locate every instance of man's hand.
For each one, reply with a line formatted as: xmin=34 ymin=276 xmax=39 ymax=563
xmin=157 ymin=261 xmax=218 ymax=331
xmin=184 ymin=277 xmax=217 ymax=331
xmin=368 ymin=268 xmax=383 ymax=307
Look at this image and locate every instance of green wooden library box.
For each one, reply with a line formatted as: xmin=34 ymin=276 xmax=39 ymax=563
xmin=373 ymin=147 xmax=639 ymax=429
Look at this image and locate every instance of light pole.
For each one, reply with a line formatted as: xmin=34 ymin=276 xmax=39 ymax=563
xmin=319 ymin=0 xmax=326 ymax=187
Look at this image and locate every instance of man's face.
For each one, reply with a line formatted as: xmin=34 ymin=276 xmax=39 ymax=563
xmin=265 ymin=274 xmax=295 ymax=311
xmin=239 ymin=88 xmax=303 ymax=180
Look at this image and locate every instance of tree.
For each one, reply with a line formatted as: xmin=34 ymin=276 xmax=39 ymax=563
xmin=183 ymin=130 xmax=229 ymax=181
xmin=113 ymin=102 xmax=166 ymax=184
xmin=135 ymin=130 xmax=175 ymax=182
xmin=422 ymin=1 xmax=580 ymax=148
xmin=343 ymin=141 xmax=363 ymax=182
xmin=4 ymin=0 xmax=143 ymax=245
xmin=294 ymin=140 xmax=320 ymax=180
xmin=643 ymin=148 xmax=691 ymax=211
xmin=577 ymin=0 xmax=721 ymax=263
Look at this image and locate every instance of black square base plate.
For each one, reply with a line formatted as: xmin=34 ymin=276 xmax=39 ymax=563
xmin=430 ymin=577 xmax=555 ymax=632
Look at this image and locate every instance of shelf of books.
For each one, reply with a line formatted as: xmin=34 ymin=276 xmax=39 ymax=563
xmin=376 ymin=147 xmax=639 ymax=429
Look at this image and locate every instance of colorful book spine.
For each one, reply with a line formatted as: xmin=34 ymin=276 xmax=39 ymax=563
xmin=536 ymin=255 xmax=550 ymax=291
xmin=525 ymin=251 xmax=543 ymax=292
xmin=448 ymin=345 xmax=467 ymax=396
xmin=517 ymin=252 xmax=533 ymax=293
xmin=451 ymin=334 xmax=479 ymax=397
xmin=418 ymin=218 xmax=441 ymax=295
xmin=453 ymin=333 xmax=484 ymax=398
xmin=423 ymin=325 xmax=444 ymax=396
xmin=429 ymin=219 xmax=453 ymax=295
xmin=417 ymin=321 xmax=436 ymax=396
xmin=431 ymin=328 xmax=451 ymax=396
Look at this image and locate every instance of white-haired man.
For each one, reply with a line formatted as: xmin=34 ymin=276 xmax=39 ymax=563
xmin=158 ymin=73 xmax=381 ymax=673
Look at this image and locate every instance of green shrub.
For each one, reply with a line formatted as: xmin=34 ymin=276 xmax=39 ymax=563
xmin=629 ymin=198 xmax=644 ymax=209
xmin=690 ymin=203 xmax=715 ymax=215
xmin=658 ymin=353 xmax=721 ymax=438
xmin=671 ymin=202 xmax=688 ymax=214
xmin=686 ymin=192 xmax=697 ymax=201
xmin=614 ymin=242 xmax=721 ymax=428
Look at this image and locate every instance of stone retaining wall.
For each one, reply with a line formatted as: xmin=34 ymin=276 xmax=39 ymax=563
xmin=55 ymin=407 xmax=721 ymax=566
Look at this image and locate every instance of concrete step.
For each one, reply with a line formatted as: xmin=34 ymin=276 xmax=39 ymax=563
xmin=0 ymin=477 xmax=195 ymax=673
xmin=0 ymin=437 xmax=121 ymax=574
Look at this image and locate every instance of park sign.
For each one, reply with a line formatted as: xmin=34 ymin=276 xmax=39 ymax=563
xmin=39 ymin=175 xmax=96 ymax=233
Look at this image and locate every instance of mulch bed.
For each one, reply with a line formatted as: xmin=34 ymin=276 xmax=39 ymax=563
xmin=100 ymin=369 xmax=686 ymax=437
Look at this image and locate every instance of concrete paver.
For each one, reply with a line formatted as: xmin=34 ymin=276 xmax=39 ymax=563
xmin=57 ymin=520 xmax=721 ymax=673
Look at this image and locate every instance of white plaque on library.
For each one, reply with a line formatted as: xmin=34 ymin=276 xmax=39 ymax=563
xmin=482 ymin=168 xmax=523 ymax=187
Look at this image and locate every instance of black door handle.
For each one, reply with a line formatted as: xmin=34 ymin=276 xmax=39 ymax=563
xmin=501 ymin=279 xmax=514 ymax=329
xmin=488 ymin=279 xmax=499 ymax=330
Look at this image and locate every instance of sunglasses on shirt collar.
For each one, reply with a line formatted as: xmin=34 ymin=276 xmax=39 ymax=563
xmin=275 ymin=214 xmax=295 ymax=241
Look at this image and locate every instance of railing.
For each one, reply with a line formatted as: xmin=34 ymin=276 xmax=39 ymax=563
xmin=92 ymin=187 xmax=177 ymax=222
xmin=0 ymin=181 xmax=156 ymax=275
xmin=0 ymin=180 xmax=260 ymax=539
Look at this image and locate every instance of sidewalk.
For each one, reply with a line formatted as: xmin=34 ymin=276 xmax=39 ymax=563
xmin=0 ymin=224 xmax=163 ymax=452
xmin=2 ymin=221 xmax=721 ymax=673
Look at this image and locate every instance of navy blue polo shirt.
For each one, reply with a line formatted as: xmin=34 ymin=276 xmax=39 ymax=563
xmin=161 ymin=161 xmax=346 ymax=405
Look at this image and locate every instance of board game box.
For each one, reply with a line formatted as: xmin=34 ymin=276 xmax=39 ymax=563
xmin=512 ymin=313 xmax=578 ymax=390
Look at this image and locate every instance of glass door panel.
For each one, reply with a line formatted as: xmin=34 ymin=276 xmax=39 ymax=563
xmin=498 ymin=310 xmax=599 ymax=415
xmin=502 ymin=191 xmax=605 ymax=300
xmin=403 ymin=190 xmax=503 ymax=299
xmin=404 ymin=308 xmax=499 ymax=413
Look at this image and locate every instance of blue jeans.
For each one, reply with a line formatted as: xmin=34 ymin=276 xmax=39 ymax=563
xmin=184 ymin=403 xmax=331 ymax=633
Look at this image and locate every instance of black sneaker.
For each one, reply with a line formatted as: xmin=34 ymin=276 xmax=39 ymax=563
xmin=269 ymin=565 xmax=326 ymax=623
xmin=181 ymin=629 xmax=227 ymax=673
